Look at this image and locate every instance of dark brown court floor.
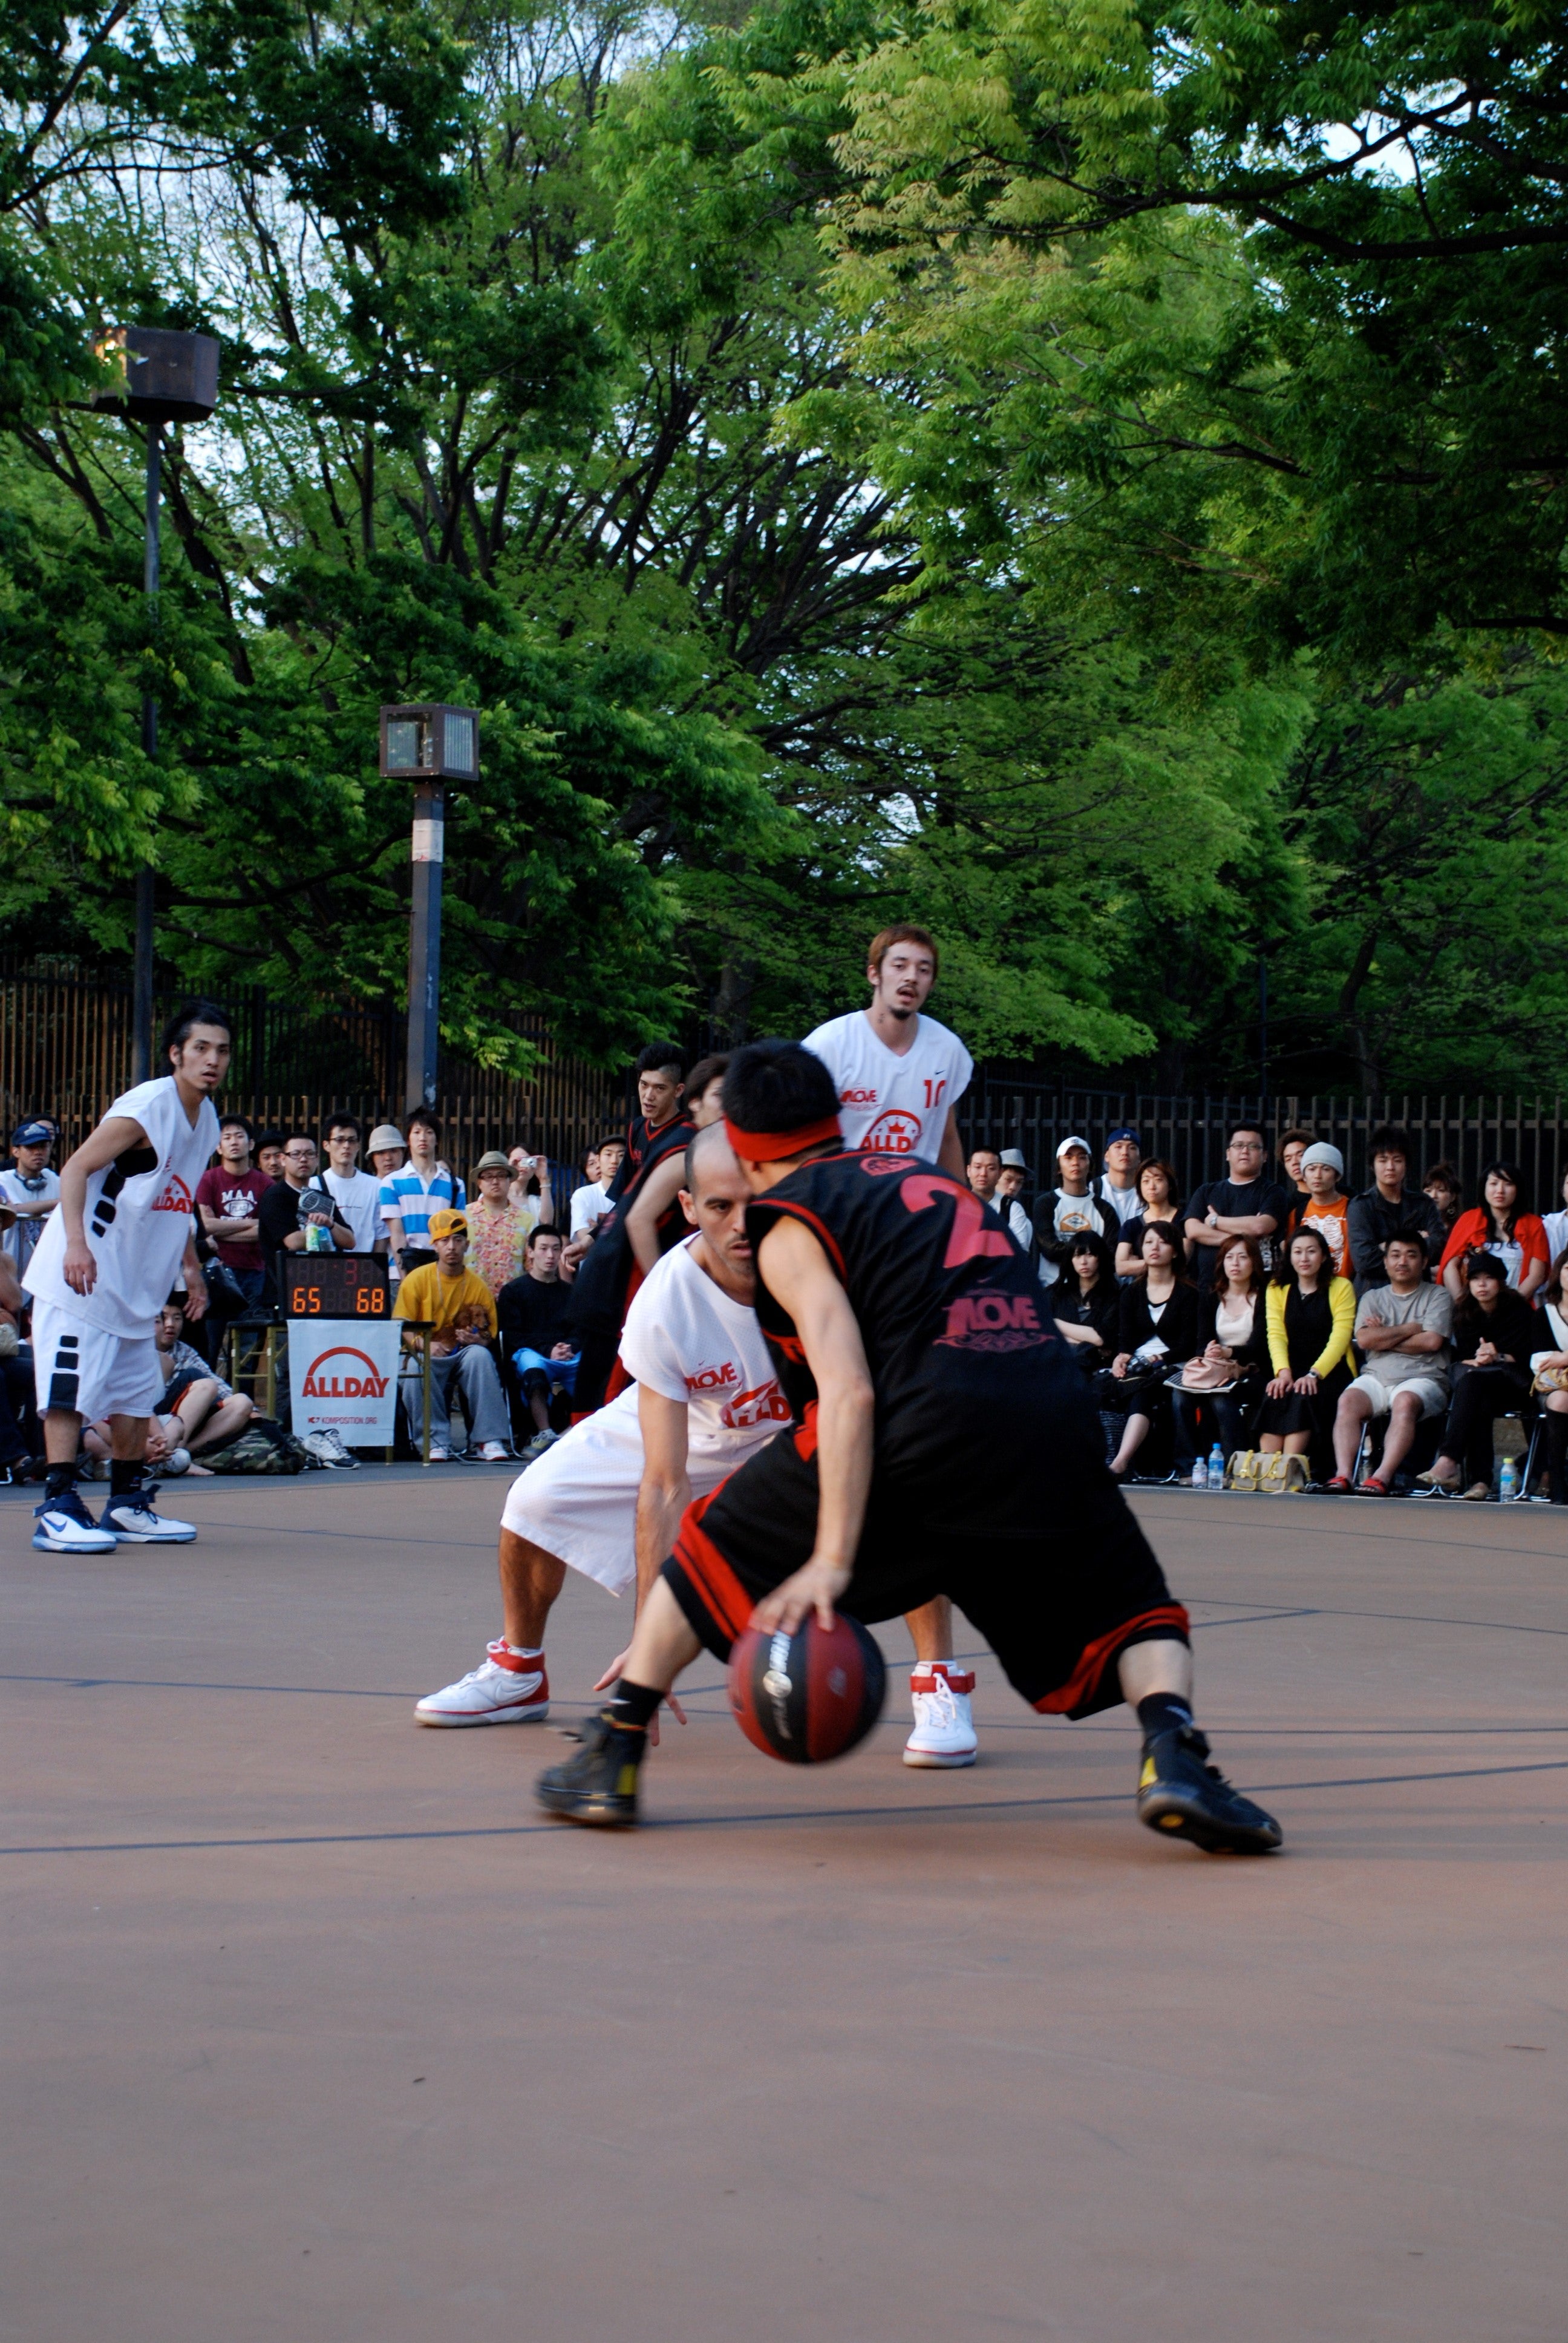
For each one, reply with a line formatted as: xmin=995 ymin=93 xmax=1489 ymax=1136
xmin=4 ymin=1475 xmax=1567 ymax=2342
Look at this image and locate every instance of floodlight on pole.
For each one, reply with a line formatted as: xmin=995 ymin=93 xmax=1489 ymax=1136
xmin=379 ymin=704 xmax=480 ymax=1115
xmin=94 ymin=328 xmax=221 ymax=1081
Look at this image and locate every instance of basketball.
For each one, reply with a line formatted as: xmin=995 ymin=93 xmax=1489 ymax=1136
xmin=728 ymin=1613 xmax=887 ymax=1765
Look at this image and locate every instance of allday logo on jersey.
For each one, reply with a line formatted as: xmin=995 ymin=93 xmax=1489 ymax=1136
xmin=301 ymin=1345 xmax=390 ymax=1400
xmin=149 ymin=1172 xmax=194 ymax=1214
xmin=863 ymin=1109 xmax=923 ymax=1153
xmin=720 ymin=1379 xmax=791 ymax=1430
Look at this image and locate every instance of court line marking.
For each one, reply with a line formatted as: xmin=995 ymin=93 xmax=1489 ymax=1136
xmin=4 ymin=1754 xmax=1566 ymax=1857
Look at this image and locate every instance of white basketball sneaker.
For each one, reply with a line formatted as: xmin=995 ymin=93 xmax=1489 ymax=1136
xmin=102 ymin=1486 xmax=197 ymax=1543
xmin=415 ymin=1640 xmax=550 ymax=1726
xmin=903 ymin=1662 xmax=978 ymax=1768
xmin=32 ymin=1490 xmax=117 ymax=1553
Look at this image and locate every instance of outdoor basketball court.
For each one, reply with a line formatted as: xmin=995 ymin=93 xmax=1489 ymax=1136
xmin=5 ymin=1473 xmax=1566 ymax=2341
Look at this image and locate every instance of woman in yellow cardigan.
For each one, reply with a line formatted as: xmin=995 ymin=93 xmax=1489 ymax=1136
xmin=1259 ymin=1226 xmax=1357 ymax=1464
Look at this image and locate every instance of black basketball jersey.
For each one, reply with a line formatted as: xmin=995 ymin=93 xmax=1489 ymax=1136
xmin=745 ymin=1150 xmax=1100 ymax=1533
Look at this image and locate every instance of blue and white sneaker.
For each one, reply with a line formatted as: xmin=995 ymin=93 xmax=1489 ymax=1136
xmin=102 ymin=1486 xmax=197 ymax=1544
xmin=33 ymin=1490 xmax=117 ymax=1553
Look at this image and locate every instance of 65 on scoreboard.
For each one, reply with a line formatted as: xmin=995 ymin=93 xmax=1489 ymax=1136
xmin=283 ymin=1255 xmax=390 ymax=1319
xmin=283 ymin=1257 xmax=399 ymax=1443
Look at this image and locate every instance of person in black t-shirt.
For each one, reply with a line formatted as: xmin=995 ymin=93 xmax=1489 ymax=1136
xmin=536 ymin=1041 xmax=1281 ymax=1855
xmin=256 ymin=1134 xmax=353 ymax=1297
xmin=1184 ymin=1123 xmax=1291 ymax=1291
xmin=497 ymin=1226 xmax=578 ymax=1450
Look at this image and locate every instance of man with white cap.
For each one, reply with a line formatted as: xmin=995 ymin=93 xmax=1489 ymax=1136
xmin=1031 ymin=1136 xmax=1111 ymax=1287
xmin=1296 ymin=1141 xmax=1353 ymax=1277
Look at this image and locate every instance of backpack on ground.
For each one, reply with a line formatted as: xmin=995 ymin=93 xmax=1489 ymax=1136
xmin=203 ymin=1415 xmax=311 ymax=1475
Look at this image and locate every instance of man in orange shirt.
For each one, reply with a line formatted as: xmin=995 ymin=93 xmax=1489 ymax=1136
xmin=1297 ymin=1142 xmax=1353 ymax=1277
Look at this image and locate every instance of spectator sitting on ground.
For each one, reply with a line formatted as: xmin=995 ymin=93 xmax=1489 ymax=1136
xmin=194 ymin=1114 xmax=270 ymax=1308
xmin=1257 ymin=1227 xmax=1356 ymax=1467
xmin=83 ymin=1299 xmax=255 ymax=1476
xmin=1115 ymin=1159 xmax=1184 ymax=1280
xmin=393 ymin=1208 xmax=512 ymax=1463
xmin=1439 ymin=1159 xmax=1548 ymax=1303
xmin=255 ymin=1132 xmax=284 ymax=1182
xmin=468 ymin=1152 xmax=534 ymax=1296
xmin=1033 ymin=1136 xmax=1111 ymax=1287
xmin=1326 ymin=1230 xmax=1452 ymax=1496
xmin=0 ymin=1118 xmax=60 ymax=1276
xmin=1278 ymin=1127 xmax=1315 ymax=1210
xmin=497 ymin=1224 xmax=578 ymax=1460
xmin=622 ymin=1057 xmax=730 ymax=1275
xmin=1095 ymin=1126 xmax=1144 ymax=1230
xmin=1171 ymin=1235 xmax=1270 ymax=1469
xmin=995 ymin=1150 xmax=1033 ymax=1248
xmin=1296 ymin=1142 xmax=1353 ymax=1277
xmin=1184 ymin=1122 xmax=1290 ymax=1290
xmin=321 ymin=1114 xmax=388 ymax=1255
xmin=1105 ymin=1221 xmax=1202 ymax=1478
xmin=1424 ymin=1161 xmax=1463 ymax=1235
xmin=381 ymin=1109 xmax=466 ymax=1273
xmin=506 ymin=1145 xmax=554 ymax=1237
xmin=1527 ymin=1254 xmax=1568 ymax=1505
xmin=1052 ymin=1231 xmax=1120 ymax=1362
xmin=1414 ymin=1253 xmax=1537 ymax=1499
xmin=1347 ymin=1127 xmax=1446 ymax=1292
xmin=257 ymin=1134 xmax=354 ymax=1293
xmin=1537 ymin=1167 xmax=1568 ymax=1283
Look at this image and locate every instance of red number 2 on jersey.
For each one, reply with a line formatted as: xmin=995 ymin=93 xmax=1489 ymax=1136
xmin=900 ymin=1173 xmax=1014 ymax=1267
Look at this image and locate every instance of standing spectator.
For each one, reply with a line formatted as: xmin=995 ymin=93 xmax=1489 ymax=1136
xmin=365 ymin=1124 xmax=406 ymax=1267
xmin=506 ymin=1145 xmax=555 ymax=1237
xmin=1347 ymin=1127 xmax=1446 ymax=1293
xmin=570 ymin=1137 xmax=625 ymax=1239
xmin=1528 ymin=1257 xmax=1568 ymax=1504
xmin=1296 ymin=1142 xmax=1353 ymax=1277
xmin=1171 ymin=1236 xmax=1269 ymax=1467
xmin=1415 ymin=1254 xmax=1537 ymax=1498
xmin=1257 ymin=1228 xmax=1355 ymax=1466
xmin=1326 ymin=1231 xmax=1452 ymax=1495
xmin=1032 ymin=1136 xmax=1111 ymax=1287
xmin=1183 ymin=1123 xmax=1290 ymax=1289
xmin=1094 ymin=1126 xmax=1143 ymax=1230
xmin=0 ymin=1119 xmax=60 ymax=1275
xmin=1424 ymin=1161 xmax=1463 ymax=1236
xmin=195 ymin=1115 xmax=270 ymax=1306
xmin=1114 ymin=1159 xmax=1184 ymax=1280
xmin=321 ymin=1115 xmax=388 ymax=1254
xmin=1439 ymin=1161 xmax=1548 ymax=1303
xmin=1278 ymin=1128 xmax=1315 ymax=1210
xmin=380 ymin=1109 xmax=466 ymax=1271
xmin=996 ymin=1150 xmax=1033 ymax=1248
xmin=0 ymin=1246 xmax=39 ymax=1481
xmin=1105 ymin=1222 xmax=1201 ymax=1478
xmin=468 ymin=1152 xmax=532 ymax=1296
xmin=967 ymin=1144 xmax=1003 ymax=1207
xmin=256 ymin=1135 xmax=353 ymax=1291
xmin=1537 ymin=1165 xmax=1568 ymax=1277
xmin=393 ymin=1208 xmax=512 ymax=1463
xmin=610 ymin=1046 xmax=689 ymax=1195
xmin=497 ymin=1225 xmax=578 ymax=1458
xmin=255 ymin=1132 xmax=285 ymax=1182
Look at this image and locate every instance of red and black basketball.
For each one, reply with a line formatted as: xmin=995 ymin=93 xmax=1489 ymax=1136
xmin=728 ymin=1614 xmax=886 ymax=1765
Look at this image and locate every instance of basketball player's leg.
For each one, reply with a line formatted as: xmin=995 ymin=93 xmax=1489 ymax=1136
xmin=30 ymin=1304 xmax=194 ymax=1550
xmin=900 ymin=1593 xmax=978 ymax=1770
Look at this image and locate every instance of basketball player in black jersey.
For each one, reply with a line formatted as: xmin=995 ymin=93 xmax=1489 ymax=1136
xmin=537 ymin=1042 xmax=1281 ymax=1853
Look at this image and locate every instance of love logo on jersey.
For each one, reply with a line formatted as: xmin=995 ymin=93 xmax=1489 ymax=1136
xmin=719 ymin=1378 xmax=791 ymax=1430
xmin=149 ymin=1172 xmax=194 ymax=1214
xmin=936 ymin=1289 xmax=1048 ymax=1352
xmin=685 ymin=1360 xmax=739 ymax=1393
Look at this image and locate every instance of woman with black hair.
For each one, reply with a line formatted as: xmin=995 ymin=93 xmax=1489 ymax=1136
xmin=1053 ymin=1230 xmax=1120 ymax=1362
xmin=1258 ymin=1227 xmax=1356 ymax=1461
xmin=1114 ymin=1160 xmax=1184 ymax=1282
xmin=1416 ymin=1254 xmax=1538 ymax=1499
xmin=1172 ymin=1235 xmax=1270 ymax=1467
xmin=1105 ymin=1222 xmax=1201 ymax=1478
xmin=1439 ymin=1161 xmax=1548 ymax=1303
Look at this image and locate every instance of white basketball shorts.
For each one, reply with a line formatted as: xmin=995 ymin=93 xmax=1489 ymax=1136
xmin=31 ymin=1300 xmax=162 ymax=1422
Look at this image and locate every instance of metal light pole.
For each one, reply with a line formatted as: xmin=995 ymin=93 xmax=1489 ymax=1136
xmin=379 ymin=704 xmax=479 ymax=1116
xmin=96 ymin=327 xmax=220 ymax=1080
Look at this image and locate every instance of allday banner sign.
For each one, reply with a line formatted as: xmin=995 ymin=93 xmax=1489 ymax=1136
xmin=287 ymin=1320 xmax=401 ymax=1444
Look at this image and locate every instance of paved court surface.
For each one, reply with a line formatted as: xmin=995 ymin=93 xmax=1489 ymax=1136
xmin=4 ymin=1473 xmax=1567 ymax=2342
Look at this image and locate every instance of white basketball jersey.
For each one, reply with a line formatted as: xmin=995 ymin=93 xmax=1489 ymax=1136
xmin=801 ymin=1009 xmax=974 ymax=1159
xmin=617 ymin=1236 xmax=789 ymax=1458
xmin=25 ymin=1076 xmax=220 ymax=1337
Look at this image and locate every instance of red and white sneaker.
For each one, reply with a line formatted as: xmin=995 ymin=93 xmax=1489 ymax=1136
xmin=414 ymin=1640 xmax=549 ymax=1727
xmin=903 ymin=1663 xmax=978 ymax=1768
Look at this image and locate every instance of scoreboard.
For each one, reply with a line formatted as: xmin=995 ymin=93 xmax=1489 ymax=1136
xmin=282 ymin=1254 xmax=390 ymax=1320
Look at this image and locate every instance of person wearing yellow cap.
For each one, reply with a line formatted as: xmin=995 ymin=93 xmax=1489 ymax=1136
xmin=392 ymin=1209 xmax=512 ymax=1461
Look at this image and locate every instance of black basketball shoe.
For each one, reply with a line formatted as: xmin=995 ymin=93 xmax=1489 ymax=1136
xmin=535 ymin=1711 xmax=645 ymax=1827
xmin=1137 ymin=1726 xmax=1282 ymax=1854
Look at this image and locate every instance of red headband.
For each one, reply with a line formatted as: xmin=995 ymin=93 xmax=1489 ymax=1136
xmin=724 ymin=1112 xmax=842 ymax=1164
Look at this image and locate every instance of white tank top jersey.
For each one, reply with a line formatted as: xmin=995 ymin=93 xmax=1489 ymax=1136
xmin=616 ymin=1234 xmax=789 ymax=1459
xmin=24 ymin=1076 xmax=221 ymax=1337
xmin=800 ymin=1009 xmax=975 ymax=1159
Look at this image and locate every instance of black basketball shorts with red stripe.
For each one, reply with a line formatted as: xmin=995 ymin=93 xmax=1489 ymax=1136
xmin=664 ymin=1423 xmax=1189 ymax=1721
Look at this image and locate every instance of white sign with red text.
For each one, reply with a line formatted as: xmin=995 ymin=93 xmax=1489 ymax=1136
xmin=287 ymin=1320 xmax=400 ymax=1443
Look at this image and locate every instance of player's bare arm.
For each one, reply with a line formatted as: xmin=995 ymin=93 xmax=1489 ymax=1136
xmin=624 ymin=1155 xmax=687 ymax=1276
xmin=938 ymin=1104 xmax=965 ymax=1182
xmin=748 ymin=1214 xmax=875 ymax=1635
xmin=57 ymin=1115 xmax=149 ymax=1297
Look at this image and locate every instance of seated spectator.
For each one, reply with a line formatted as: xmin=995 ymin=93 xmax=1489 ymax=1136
xmin=321 ymin=1114 xmax=388 ymax=1254
xmin=1105 ymin=1221 xmax=1201 ymax=1478
xmin=1115 ymin=1159 xmax=1184 ymax=1280
xmin=1529 ymin=1255 xmax=1568 ymax=1504
xmin=195 ymin=1115 xmax=271 ymax=1306
xmin=1051 ymin=1231 xmax=1120 ymax=1362
xmin=1415 ymin=1253 xmax=1537 ymax=1499
xmin=569 ymin=1136 xmax=626 ymax=1240
xmin=1327 ymin=1230 xmax=1452 ymax=1495
xmin=1278 ymin=1127 xmax=1315 ymax=1208
xmin=258 ymin=1134 xmax=354 ymax=1294
xmin=1257 ymin=1228 xmax=1355 ymax=1464
xmin=623 ymin=1057 xmax=729 ymax=1276
xmin=1538 ymin=1167 xmax=1568 ymax=1280
xmin=381 ymin=1109 xmax=466 ymax=1273
xmin=1348 ymin=1127 xmax=1445 ymax=1292
xmin=1033 ymin=1135 xmax=1111 ymax=1286
xmin=1171 ymin=1235 xmax=1270 ymax=1468
xmin=255 ymin=1132 xmax=285 ymax=1182
xmin=497 ymin=1225 xmax=578 ymax=1458
xmin=1439 ymin=1160 xmax=1548 ymax=1303
xmin=84 ymin=1299 xmax=254 ymax=1476
xmin=1296 ymin=1142 xmax=1353 ymax=1276
xmin=506 ymin=1145 xmax=554 ymax=1235
xmin=996 ymin=1150 xmax=1033 ymax=1248
xmin=1185 ymin=1122 xmax=1290 ymax=1289
xmin=468 ymin=1152 xmax=533 ymax=1296
xmin=392 ymin=1208 xmax=512 ymax=1463
xmin=0 ymin=1118 xmax=60 ymax=1276
xmin=1424 ymin=1161 xmax=1463 ymax=1234
xmin=1094 ymin=1126 xmax=1144 ymax=1230
xmin=967 ymin=1144 xmax=1003 ymax=1210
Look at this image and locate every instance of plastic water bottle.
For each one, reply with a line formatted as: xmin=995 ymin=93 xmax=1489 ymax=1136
xmin=1191 ymin=1454 xmax=1207 ymax=1490
xmin=1499 ymin=1455 xmax=1519 ymax=1502
xmin=1209 ymin=1441 xmax=1226 ymax=1489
